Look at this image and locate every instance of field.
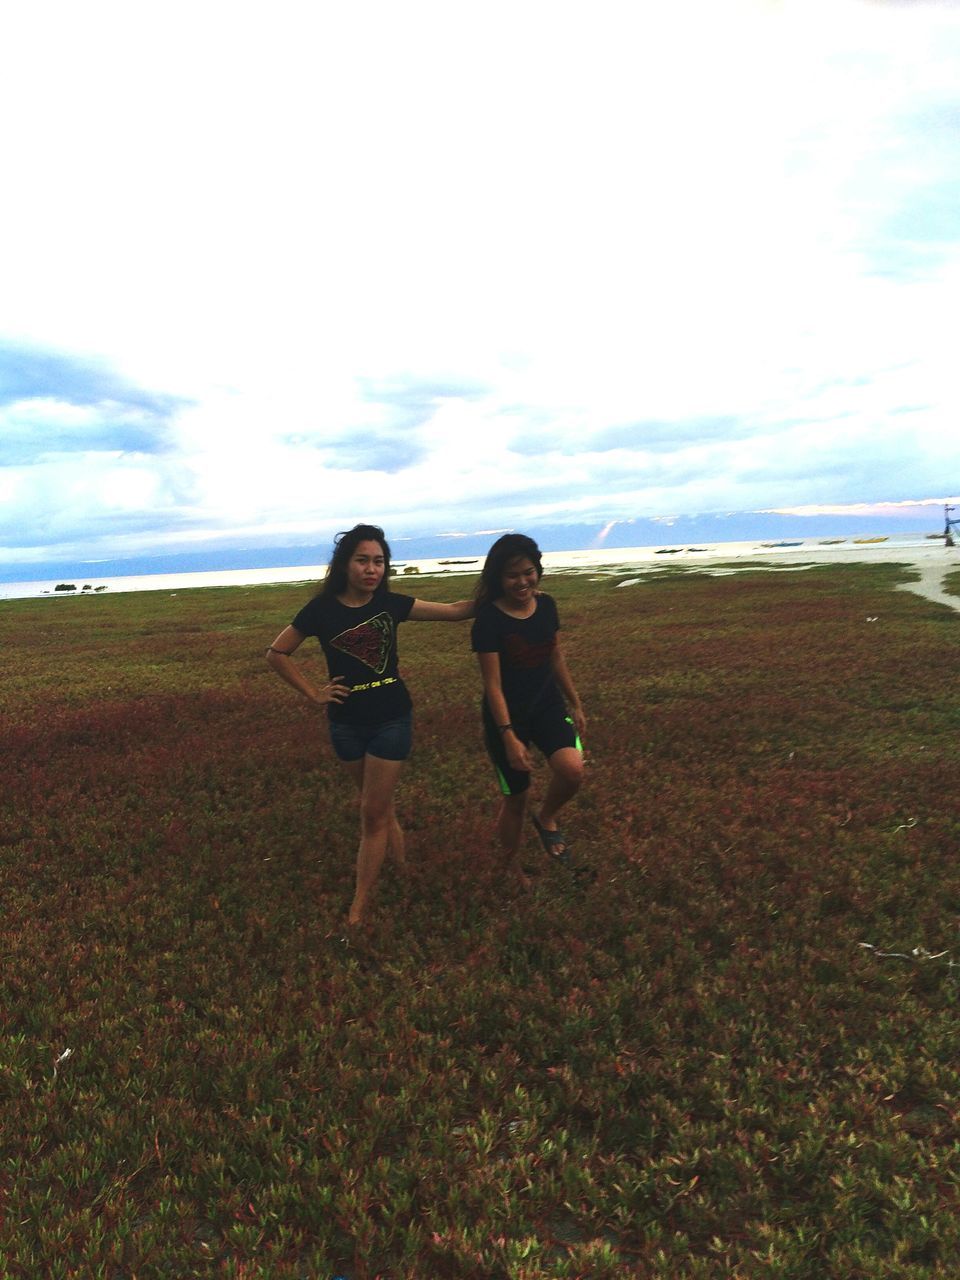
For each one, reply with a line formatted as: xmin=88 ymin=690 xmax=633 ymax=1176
xmin=2 ymin=563 xmax=959 ymax=1279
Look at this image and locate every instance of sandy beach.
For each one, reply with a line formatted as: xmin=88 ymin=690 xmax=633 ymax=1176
xmin=532 ymin=537 xmax=960 ymax=613
xmin=512 ymin=535 xmax=960 ymax=614
xmin=391 ymin=537 xmax=960 ymax=614
xmin=4 ymin=535 xmax=958 ymax=608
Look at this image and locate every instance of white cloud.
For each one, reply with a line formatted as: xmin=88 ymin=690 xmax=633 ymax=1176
xmin=1 ymin=0 xmax=959 ymax=566
xmin=769 ymin=498 xmax=957 ymax=519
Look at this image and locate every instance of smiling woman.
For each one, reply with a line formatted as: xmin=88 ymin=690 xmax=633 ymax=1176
xmin=471 ymin=533 xmax=588 ymax=886
xmin=265 ymin=522 xmax=476 ymax=928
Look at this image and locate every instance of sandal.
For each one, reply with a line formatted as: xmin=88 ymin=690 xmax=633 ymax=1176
xmin=531 ymin=813 xmax=572 ymax=865
xmin=531 ymin=815 xmax=597 ymax=885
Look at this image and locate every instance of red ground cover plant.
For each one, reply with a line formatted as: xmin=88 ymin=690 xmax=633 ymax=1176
xmin=1 ymin=563 xmax=959 ymax=1278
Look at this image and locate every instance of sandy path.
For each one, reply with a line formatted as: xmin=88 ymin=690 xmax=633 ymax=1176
xmin=893 ymin=559 xmax=960 ymax=613
xmin=576 ymin=542 xmax=960 ymax=614
xmin=767 ymin=544 xmax=960 ymax=613
xmin=741 ymin=548 xmax=960 ymax=613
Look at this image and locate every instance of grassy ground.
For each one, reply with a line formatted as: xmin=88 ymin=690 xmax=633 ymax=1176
xmin=1 ymin=562 xmax=959 ymax=1278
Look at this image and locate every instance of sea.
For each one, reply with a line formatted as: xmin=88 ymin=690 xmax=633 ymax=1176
xmin=0 ymin=531 xmax=945 ymax=603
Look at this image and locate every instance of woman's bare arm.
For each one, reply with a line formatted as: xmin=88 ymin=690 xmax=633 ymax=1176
xmin=550 ymin=638 xmax=585 ymax=736
xmin=477 ymin=650 xmax=533 ymax=772
xmin=407 ymin=598 xmax=475 ymax=622
xmin=265 ymin=625 xmax=349 ymax=707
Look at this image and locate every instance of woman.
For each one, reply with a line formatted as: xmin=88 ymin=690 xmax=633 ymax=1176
xmin=471 ymin=533 xmax=586 ymax=884
xmin=266 ymin=524 xmax=473 ymax=926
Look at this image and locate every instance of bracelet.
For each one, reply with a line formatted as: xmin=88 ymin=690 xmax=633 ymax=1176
xmin=498 ymin=723 xmax=513 ymax=734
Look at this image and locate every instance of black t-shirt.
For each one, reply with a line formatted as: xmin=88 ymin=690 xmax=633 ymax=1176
xmin=470 ymin=593 xmax=563 ymax=719
xmin=291 ymin=589 xmax=416 ymax=724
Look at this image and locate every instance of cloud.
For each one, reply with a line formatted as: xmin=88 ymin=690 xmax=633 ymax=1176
xmin=0 ymin=400 xmax=175 ymax=467
xmin=767 ymin=498 xmax=956 ymax=519
xmin=506 ymin=418 xmax=752 ymax=458
xmin=0 ymin=1 xmax=958 ymax=566
xmin=0 ymin=345 xmax=185 ymax=466
xmin=0 ymin=344 xmax=179 ymax=413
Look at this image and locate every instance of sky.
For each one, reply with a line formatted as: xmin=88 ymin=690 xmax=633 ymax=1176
xmin=1 ymin=0 xmax=959 ymax=573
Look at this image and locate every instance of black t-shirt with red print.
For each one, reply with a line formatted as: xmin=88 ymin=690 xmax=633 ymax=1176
xmin=291 ymin=589 xmax=415 ymax=724
xmin=470 ymin=594 xmax=564 ymax=719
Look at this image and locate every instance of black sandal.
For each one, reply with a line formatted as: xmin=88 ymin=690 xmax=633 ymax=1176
xmin=531 ymin=813 xmax=572 ymax=865
xmin=531 ymin=815 xmax=596 ymax=885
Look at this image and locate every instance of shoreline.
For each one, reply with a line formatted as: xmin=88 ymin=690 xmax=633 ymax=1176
xmin=2 ymin=535 xmax=958 ymax=608
xmin=539 ymin=537 xmax=960 ymax=613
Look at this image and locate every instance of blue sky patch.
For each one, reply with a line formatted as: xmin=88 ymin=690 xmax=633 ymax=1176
xmin=0 ymin=344 xmax=185 ymax=464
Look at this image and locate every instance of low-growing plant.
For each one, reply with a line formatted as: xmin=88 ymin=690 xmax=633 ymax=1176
xmin=1 ymin=562 xmax=958 ymax=1277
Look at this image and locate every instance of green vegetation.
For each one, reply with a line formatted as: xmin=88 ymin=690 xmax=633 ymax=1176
xmin=1 ymin=564 xmax=959 ymax=1278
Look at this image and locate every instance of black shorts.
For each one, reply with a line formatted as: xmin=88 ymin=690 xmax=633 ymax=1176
xmin=482 ymin=699 xmax=581 ymax=796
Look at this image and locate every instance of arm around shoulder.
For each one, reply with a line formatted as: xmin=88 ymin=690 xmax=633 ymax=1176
xmin=408 ymin=597 xmax=475 ymax=622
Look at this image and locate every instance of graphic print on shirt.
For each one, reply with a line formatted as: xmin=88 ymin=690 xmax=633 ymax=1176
xmin=330 ymin=612 xmax=393 ymax=673
xmin=504 ymin=632 xmax=556 ymax=669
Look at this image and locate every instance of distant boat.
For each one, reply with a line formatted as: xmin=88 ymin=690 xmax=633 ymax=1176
xmin=853 ymin=536 xmax=888 ymax=544
xmin=820 ymin=538 xmax=846 ymax=545
xmin=685 ymin=547 xmax=710 ymax=553
xmin=760 ymin=541 xmax=803 ymax=548
xmin=655 ymin=548 xmax=683 ymax=555
xmin=439 ymin=558 xmax=478 ymax=565
xmin=926 ymin=532 xmax=946 ymax=540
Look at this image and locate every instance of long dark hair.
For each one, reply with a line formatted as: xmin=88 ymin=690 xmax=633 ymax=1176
xmin=315 ymin=523 xmax=392 ymax=598
xmin=474 ymin=533 xmax=543 ymax=608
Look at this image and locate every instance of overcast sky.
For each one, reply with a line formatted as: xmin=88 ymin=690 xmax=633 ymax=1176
xmin=1 ymin=0 xmax=958 ymax=568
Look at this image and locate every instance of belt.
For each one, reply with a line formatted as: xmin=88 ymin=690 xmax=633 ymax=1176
xmin=350 ymin=676 xmax=399 ymax=693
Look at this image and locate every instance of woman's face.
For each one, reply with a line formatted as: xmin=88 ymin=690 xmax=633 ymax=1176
xmin=501 ymin=555 xmax=539 ymax=607
xmin=346 ymin=540 xmax=386 ymax=595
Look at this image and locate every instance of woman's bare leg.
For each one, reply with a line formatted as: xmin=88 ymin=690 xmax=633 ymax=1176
xmin=536 ymin=747 xmax=584 ymax=852
xmin=497 ymin=791 xmax=531 ymax=886
xmin=341 ymin=757 xmax=406 ymax=868
xmin=345 ymin=754 xmax=406 ymax=926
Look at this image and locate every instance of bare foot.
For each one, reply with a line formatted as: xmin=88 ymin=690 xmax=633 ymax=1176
xmin=387 ymin=819 xmax=407 ymax=870
xmin=499 ymin=859 xmax=533 ymax=891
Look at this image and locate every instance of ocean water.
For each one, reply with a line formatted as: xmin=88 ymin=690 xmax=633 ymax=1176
xmin=0 ymin=533 xmax=944 ymax=603
xmin=0 ymin=562 xmax=329 ymax=603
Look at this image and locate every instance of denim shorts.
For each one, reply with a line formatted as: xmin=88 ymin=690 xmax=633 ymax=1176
xmin=328 ymin=714 xmax=413 ymax=763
